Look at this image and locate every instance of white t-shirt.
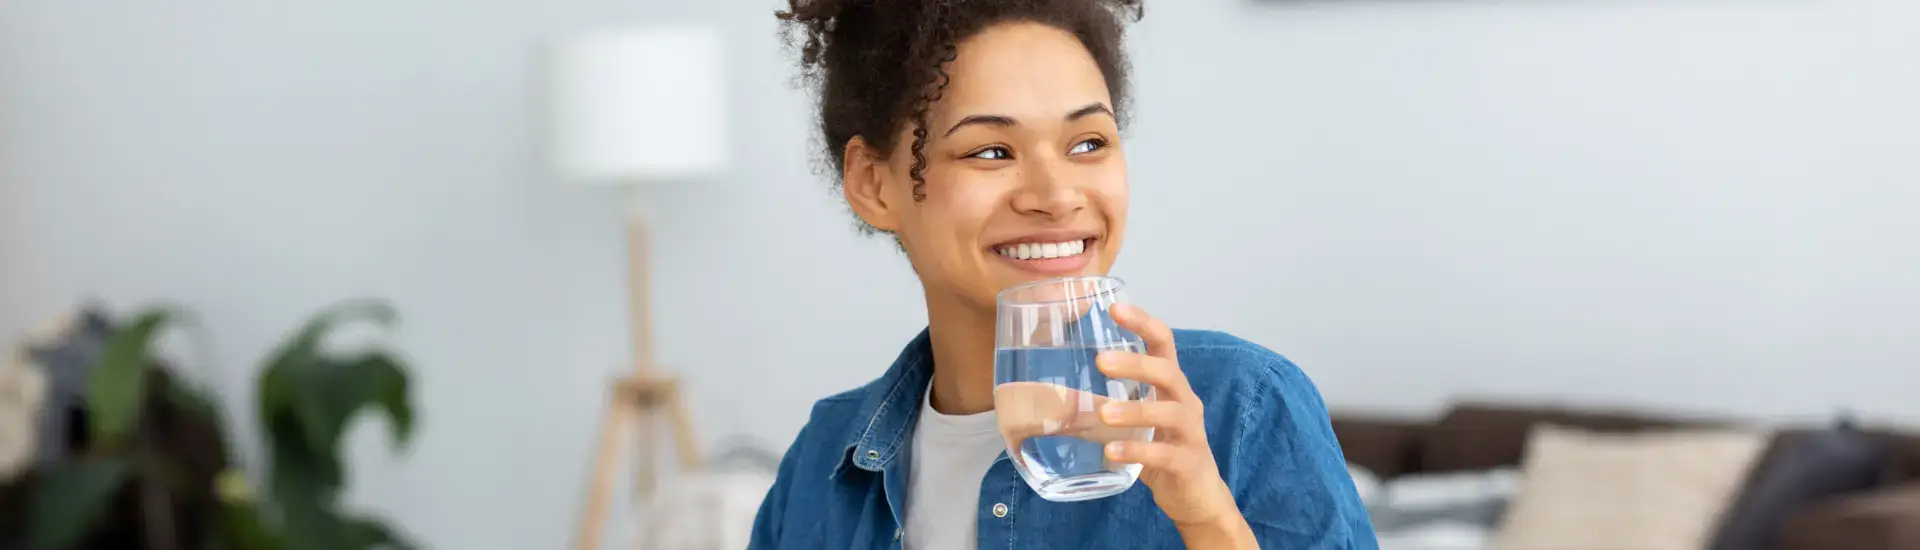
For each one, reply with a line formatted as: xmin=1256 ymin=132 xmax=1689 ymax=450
xmin=902 ymin=388 xmax=1006 ymax=550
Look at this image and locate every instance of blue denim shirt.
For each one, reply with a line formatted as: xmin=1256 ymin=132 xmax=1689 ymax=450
xmin=748 ymin=328 xmax=1378 ymax=549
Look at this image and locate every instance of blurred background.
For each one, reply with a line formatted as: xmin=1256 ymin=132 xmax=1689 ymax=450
xmin=2 ymin=0 xmax=1915 ymax=549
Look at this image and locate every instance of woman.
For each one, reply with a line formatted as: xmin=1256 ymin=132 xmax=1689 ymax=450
xmin=752 ymin=0 xmax=1377 ymax=548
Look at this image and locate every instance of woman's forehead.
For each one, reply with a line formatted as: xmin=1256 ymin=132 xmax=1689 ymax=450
xmin=935 ymin=22 xmax=1112 ymax=124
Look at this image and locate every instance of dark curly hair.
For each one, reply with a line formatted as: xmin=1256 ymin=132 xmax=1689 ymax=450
xmin=778 ymin=0 xmax=1144 ymax=235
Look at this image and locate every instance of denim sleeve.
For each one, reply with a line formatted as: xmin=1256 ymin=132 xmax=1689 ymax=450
xmin=747 ymin=428 xmax=808 ymax=549
xmin=1228 ymin=353 xmax=1379 ymax=550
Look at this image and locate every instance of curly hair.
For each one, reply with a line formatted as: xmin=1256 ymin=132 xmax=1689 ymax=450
xmin=778 ymin=0 xmax=1144 ymax=235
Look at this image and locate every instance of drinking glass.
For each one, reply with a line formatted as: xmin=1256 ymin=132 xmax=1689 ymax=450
xmin=993 ymin=276 xmax=1156 ymax=502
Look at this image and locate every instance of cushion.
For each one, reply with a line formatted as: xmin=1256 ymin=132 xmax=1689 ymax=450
xmin=1710 ymin=417 xmax=1890 ymax=550
xmin=1776 ymin=484 xmax=1920 ymax=550
xmin=1332 ymin=416 xmax=1424 ymax=479
xmin=1372 ymin=468 xmax=1521 ymax=550
xmin=1421 ymin=403 xmax=1692 ymax=473
xmin=1349 ymin=463 xmax=1384 ymax=507
xmin=1871 ymin=430 xmax=1920 ymax=484
xmin=1374 ymin=468 xmax=1520 ymax=531
xmin=1492 ymin=424 xmax=1769 ymax=550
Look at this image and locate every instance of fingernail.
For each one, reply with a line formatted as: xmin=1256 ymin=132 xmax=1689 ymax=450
xmin=1106 ymin=442 xmax=1125 ymax=459
xmin=1101 ymin=403 xmax=1124 ymax=421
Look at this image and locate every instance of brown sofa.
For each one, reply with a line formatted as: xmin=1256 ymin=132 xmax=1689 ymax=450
xmin=1332 ymin=401 xmax=1920 ymax=550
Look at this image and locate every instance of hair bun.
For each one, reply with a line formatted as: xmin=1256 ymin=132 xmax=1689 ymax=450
xmin=777 ymin=0 xmax=889 ymax=70
xmin=776 ymin=0 xmax=880 ymax=24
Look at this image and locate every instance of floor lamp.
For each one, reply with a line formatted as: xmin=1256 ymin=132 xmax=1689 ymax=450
xmin=546 ymin=25 xmax=727 ymax=550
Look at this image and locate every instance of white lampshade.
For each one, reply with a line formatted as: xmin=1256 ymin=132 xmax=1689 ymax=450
xmin=547 ymin=25 xmax=728 ymax=183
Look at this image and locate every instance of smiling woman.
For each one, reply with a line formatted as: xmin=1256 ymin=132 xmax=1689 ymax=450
xmin=755 ymin=1 xmax=1379 ymax=549
xmin=837 ymin=19 xmax=1130 ymax=317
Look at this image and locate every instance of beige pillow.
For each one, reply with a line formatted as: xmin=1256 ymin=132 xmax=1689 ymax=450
xmin=1492 ymin=424 xmax=1769 ymax=550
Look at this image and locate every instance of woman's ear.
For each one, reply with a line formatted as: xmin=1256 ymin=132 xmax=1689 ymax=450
xmin=842 ymin=137 xmax=900 ymax=233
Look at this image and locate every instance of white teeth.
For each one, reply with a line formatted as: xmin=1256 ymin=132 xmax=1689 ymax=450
xmin=996 ymin=239 xmax=1089 ymax=260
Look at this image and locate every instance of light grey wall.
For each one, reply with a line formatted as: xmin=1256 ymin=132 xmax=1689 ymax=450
xmin=3 ymin=0 xmax=1915 ymax=548
xmin=0 ymin=2 xmax=678 ymax=548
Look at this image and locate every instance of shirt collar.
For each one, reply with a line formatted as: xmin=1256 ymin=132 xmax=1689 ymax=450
xmin=832 ymin=327 xmax=935 ymax=478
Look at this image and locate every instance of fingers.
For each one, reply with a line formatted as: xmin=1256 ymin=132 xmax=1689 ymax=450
xmin=1099 ymin=400 xmax=1199 ymax=439
xmin=1105 ymin=440 xmax=1202 ymax=476
xmin=1110 ymin=303 xmax=1175 ymax=360
xmin=1096 ymin=351 xmax=1195 ymax=402
xmin=994 ymin=382 xmax=1109 ymax=441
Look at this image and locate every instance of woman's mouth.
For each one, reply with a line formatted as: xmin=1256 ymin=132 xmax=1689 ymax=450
xmin=994 ymin=238 xmax=1092 ymax=260
xmin=989 ymin=238 xmax=1098 ymax=276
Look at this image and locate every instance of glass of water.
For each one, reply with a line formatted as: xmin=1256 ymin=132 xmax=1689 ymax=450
xmin=993 ymin=276 xmax=1156 ymax=502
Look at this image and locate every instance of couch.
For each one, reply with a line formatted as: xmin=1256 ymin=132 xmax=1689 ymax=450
xmin=1333 ymin=401 xmax=1920 ymax=550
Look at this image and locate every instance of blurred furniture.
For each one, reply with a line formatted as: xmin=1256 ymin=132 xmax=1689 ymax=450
xmin=638 ymin=439 xmax=782 ymax=550
xmin=1334 ymin=401 xmax=1920 ymax=550
xmin=545 ymin=24 xmax=729 ymax=550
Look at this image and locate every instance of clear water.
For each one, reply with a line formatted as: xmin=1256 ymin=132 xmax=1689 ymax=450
xmin=994 ymin=342 xmax=1154 ymax=502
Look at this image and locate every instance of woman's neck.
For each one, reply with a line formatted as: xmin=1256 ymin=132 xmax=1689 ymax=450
xmin=924 ymin=291 xmax=998 ymax=416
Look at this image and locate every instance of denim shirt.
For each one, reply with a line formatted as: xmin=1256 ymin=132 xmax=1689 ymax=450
xmin=748 ymin=328 xmax=1378 ymax=550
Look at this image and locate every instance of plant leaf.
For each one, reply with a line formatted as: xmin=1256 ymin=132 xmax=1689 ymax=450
xmin=343 ymin=515 xmax=418 ymax=550
xmin=259 ymin=300 xmax=403 ymax=496
xmin=260 ymin=300 xmax=396 ymax=385
xmin=86 ymin=308 xmax=171 ymax=448
xmin=24 ymin=458 xmax=131 ymax=550
xmin=163 ymin=376 xmax=234 ymax=464
xmin=252 ymin=299 xmax=418 ymax=550
xmin=266 ymin=408 xmax=343 ymax=501
xmin=216 ymin=501 xmax=285 ymax=550
xmin=259 ymin=300 xmax=398 ymax=450
xmin=164 ymin=375 xmax=225 ymax=432
xmin=291 ymin=358 xmax=347 ymax=463
xmin=261 ymin=351 xmax=415 ymax=503
xmin=276 ymin=497 xmax=350 ymax=550
xmin=343 ymin=351 xmax=413 ymax=448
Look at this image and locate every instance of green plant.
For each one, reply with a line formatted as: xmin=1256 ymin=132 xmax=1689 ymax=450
xmin=21 ymin=300 xmax=419 ymax=550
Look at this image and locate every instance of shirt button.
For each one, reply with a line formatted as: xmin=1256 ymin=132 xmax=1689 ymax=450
xmin=865 ymin=450 xmax=881 ymax=460
xmin=894 ymin=527 xmax=903 ymax=540
xmin=991 ymin=502 xmax=1009 ymax=518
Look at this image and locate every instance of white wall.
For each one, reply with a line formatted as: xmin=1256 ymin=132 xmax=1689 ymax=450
xmin=2 ymin=0 xmax=1915 ymax=548
xmin=1117 ymin=0 xmax=1920 ymax=422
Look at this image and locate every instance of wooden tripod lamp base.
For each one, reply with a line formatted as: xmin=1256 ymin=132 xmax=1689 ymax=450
xmin=575 ymin=374 xmax=703 ymax=550
xmin=569 ymin=202 xmax=705 ymax=550
xmin=546 ymin=22 xmax=729 ymax=550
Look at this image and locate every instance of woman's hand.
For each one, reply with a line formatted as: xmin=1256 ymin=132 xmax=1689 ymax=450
xmin=1097 ymin=304 xmax=1257 ymax=547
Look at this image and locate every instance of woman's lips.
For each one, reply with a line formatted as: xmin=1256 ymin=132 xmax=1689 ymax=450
xmin=990 ymin=238 xmax=1097 ymax=275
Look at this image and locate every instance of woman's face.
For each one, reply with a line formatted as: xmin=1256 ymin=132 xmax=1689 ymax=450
xmin=844 ymin=21 xmax=1129 ymax=312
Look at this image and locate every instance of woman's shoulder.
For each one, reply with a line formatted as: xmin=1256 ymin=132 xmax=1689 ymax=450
xmin=1171 ymin=328 xmax=1287 ymax=357
xmin=1172 ymin=330 xmax=1372 ymax=546
xmin=1169 ymin=329 xmax=1323 ymax=412
xmin=778 ymin=363 xmax=920 ymax=461
xmin=1171 ymin=329 xmax=1309 ymax=383
xmin=788 ymin=380 xmax=884 ymax=446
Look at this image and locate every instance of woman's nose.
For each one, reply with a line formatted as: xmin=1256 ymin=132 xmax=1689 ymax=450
xmin=1011 ymin=156 xmax=1086 ymax=219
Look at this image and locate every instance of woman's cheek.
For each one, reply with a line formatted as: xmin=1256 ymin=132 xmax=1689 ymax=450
xmin=1096 ymin=163 xmax=1130 ymax=208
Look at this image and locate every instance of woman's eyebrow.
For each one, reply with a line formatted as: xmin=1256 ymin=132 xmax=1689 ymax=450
xmin=943 ymin=102 xmax=1114 ymax=137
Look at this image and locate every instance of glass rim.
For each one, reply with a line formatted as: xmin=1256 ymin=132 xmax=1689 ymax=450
xmin=995 ymin=276 xmax=1128 ymax=307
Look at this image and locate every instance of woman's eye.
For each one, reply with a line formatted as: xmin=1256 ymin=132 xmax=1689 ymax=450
xmin=1069 ymin=138 xmax=1107 ymax=155
xmin=968 ymin=146 xmax=1012 ymax=161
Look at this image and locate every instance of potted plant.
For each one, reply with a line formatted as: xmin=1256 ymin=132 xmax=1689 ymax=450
xmin=14 ymin=300 xmax=419 ymax=550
